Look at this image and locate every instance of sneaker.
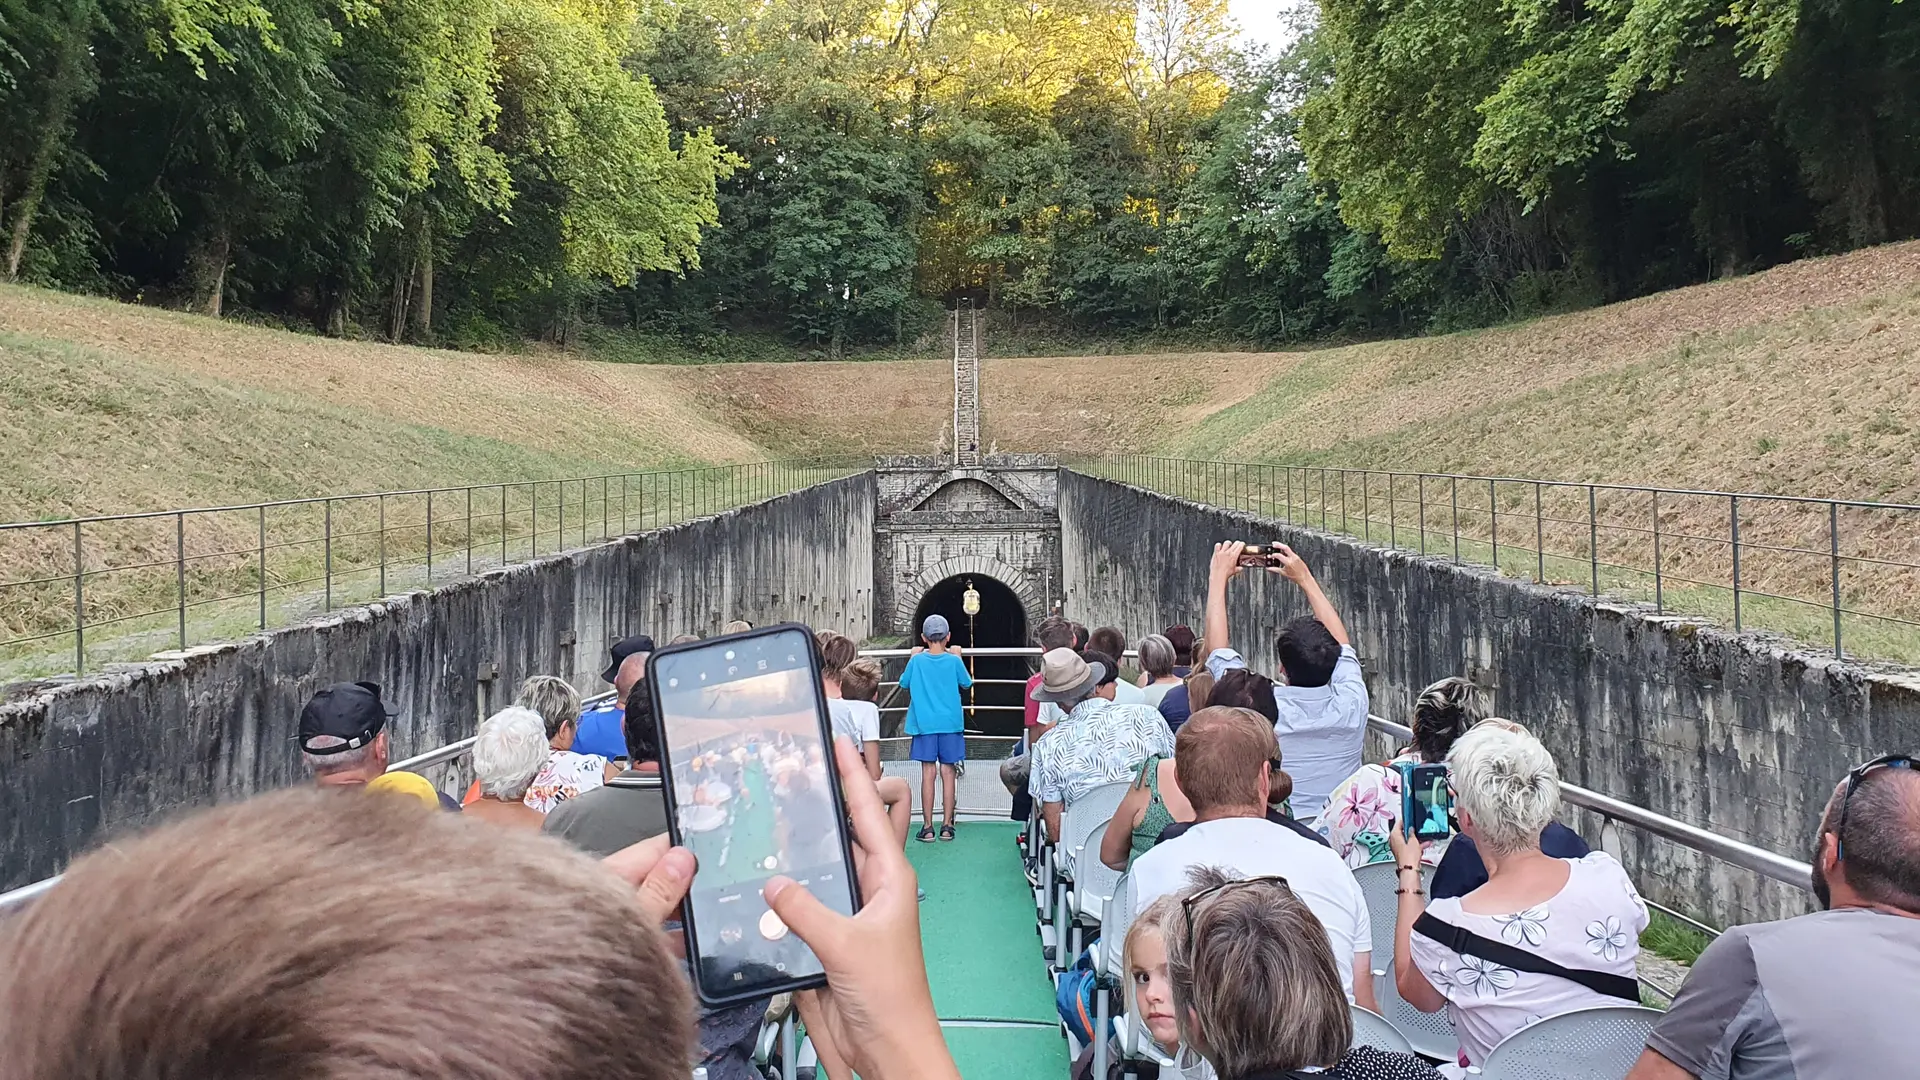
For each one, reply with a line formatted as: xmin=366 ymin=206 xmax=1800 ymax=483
xmin=917 ymin=887 xmax=927 ymax=902
xmin=939 ymin=824 xmax=956 ymax=842
xmin=917 ymin=826 xmax=936 ymax=843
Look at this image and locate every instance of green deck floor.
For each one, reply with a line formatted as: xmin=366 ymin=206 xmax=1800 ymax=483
xmin=908 ymin=821 xmax=1067 ymax=1079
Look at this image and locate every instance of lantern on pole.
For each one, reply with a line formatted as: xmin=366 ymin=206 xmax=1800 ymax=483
xmin=962 ymin=580 xmax=981 ymax=721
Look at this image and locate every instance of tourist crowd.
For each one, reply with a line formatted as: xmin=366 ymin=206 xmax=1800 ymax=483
xmin=1 ymin=540 xmax=1915 ymax=1080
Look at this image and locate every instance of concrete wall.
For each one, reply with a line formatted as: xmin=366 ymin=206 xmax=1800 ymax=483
xmin=1058 ymin=470 xmax=1920 ymax=927
xmin=0 ymin=474 xmax=876 ymax=890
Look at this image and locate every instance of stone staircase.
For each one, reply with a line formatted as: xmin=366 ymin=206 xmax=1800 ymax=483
xmin=953 ymin=304 xmax=982 ymax=466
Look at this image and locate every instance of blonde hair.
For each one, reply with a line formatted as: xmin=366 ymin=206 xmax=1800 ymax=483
xmin=1447 ymin=719 xmax=1560 ymax=856
xmin=0 ymin=788 xmax=693 ymax=1080
xmin=839 ymin=658 xmax=883 ymax=703
xmin=1122 ymin=893 xmax=1181 ymax=1012
xmin=1165 ymin=867 xmax=1351 ymax=1076
xmin=515 ymin=675 xmax=581 ymax=740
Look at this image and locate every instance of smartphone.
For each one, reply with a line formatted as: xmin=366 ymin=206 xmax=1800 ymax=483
xmin=647 ymin=624 xmax=860 ymax=1006
xmin=1396 ymin=761 xmax=1454 ymax=842
xmin=1238 ymin=543 xmax=1279 ymax=568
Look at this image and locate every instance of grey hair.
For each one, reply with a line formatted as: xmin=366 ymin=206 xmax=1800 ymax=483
xmin=514 ymin=676 xmax=581 ymax=740
xmin=303 ymin=742 xmax=375 ymax=775
xmin=473 ymin=708 xmax=550 ymax=800
xmin=1138 ymin=634 xmax=1176 ymax=680
xmin=1447 ymin=720 xmax=1560 ymax=856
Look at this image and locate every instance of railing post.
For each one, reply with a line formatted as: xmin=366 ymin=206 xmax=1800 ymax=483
xmin=257 ymin=504 xmax=266 ymax=630
xmin=1286 ymin=468 xmax=1293 ymax=524
xmin=1489 ymin=479 xmax=1498 ymax=570
xmin=1320 ymin=468 xmax=1328 ymax=528
xmin=427 ymin=490 xmax=435 ymax=581
xmin=378 ymin=495 xmax=387 ymax=595
xmin=532 ymin=482 xmax=539 ymax=556
xmin=1451 ymin=477 xmax=1459 ymax=564
xmin=622 ymin=474 xmax=629 ymax=533
xmin=1652 ymin=490 xmax=1663 ymax=613
xmin=1418 ymin=474 xmax=1426 ymax=553
xmin=1362 ymin=473 xmax=1370 ymax=542
xmin=175 ymin=511 xmax=187 ymax=648
xmin=325 ymin=499 xmax=334 ymax=611
xmin=1730 ymin=495 xmax=1742 ymax=631
xmin=1830 ymin=501 xmax=1843 ymax=658
xmin=1341 ymin=470 xmax=1348 ymax=532
xmin=1535 ymin=482 xmax=1545 ymax=583
xmin=500 ymin=486 xmax=508 ymax=566
xmin=1388 ymin=473 xmax=1396 ymax=548
xmin=466 ymin=487 xmax=473 ymax=576
xmin=73 ymin=521 xmax=84 ymax=674
xmin=603 ymin=476 xmax=609 ymax=540
xmin=1589 ymin=485 xmax=1599 ymax=595
xmin=556 ymin=481 xmax=563 ymax=553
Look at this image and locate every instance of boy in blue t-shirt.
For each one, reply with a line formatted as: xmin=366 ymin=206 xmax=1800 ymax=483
xmin=900 ymin=614 xmax=971 ymax=842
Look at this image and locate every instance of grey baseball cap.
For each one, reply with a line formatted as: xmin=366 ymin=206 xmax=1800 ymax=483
xmin=922 ymin=614 xmax=951 ymax=638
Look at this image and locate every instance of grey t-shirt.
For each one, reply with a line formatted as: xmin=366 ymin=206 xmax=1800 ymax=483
xmin=1646 ymin=907 xmax=1920 ymax=1078
xmin=541 ymin=770 xmax=670 ymax=857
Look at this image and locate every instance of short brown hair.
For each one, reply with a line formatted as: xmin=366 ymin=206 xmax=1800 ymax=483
xmin=1175 ymin=707 xmax=1276 ymax=812
xmin=1035 ymin=616 xmax=1076 ymax=652
xmin=1209 ymin=669 xmax=1279 ymax=725
xmin=0 ymin=788 xmax=693 ymax=1080
xmin=1166 ymin=867 xmax=1351 ymax=1076
xmin=839 ymin=657 xmax=883 ymax=702
xmin=816 ymin=630 xmax=858 ymax=674
xmin=1088 ymin=626 xmax=1127 ymax=662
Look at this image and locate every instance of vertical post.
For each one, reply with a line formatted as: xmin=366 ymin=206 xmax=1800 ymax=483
xmin=500 ymin=486 xmax=508 ymax=567
xmin=1451 ymin=477 xmax=1459 ymax=564
xmin=556 ymin=482 xmax=563 ymax=552
xmin=325 ymin=499 xmax=334 ymax=611
xmin=622 ymin=474 xmax=629 ymax=533
xmin=1388 ymin=473 xmax=1396 ymax=548
xmin=1730 ymin=495 xmax=1742 ymax=631
xmin=1418 ymin=474 xmax=1426 ymax=553
xmin=1652 ymin=490 xmax=1663 ymax=612
xmin=1489 ymin=479 xmax=1498 ymax=571
xmin=378 ymin=495 xmax=387 ymax=595
xmin=1535 ymin=483 xmax=1545 ymax=584
xmin=1286 ymin=468 xmax=1292 ymax=523
xmin=603 ymin=476 xmax=609 ymax=540
xmin=1320 ymin=468 xmax=1328 ymax=528
xmin=1341 ymin=471 xmax=1348 ymax=533
xmin=258 ymin=504 xmax=266 ymax=630
xmin=1830 ymin=501 xmax=1843 ymax=658
xmin=532 ymin=482 xmax=539 ymax=556
xmin=1589 ymin=485 xmax=1600 ymax=596
xmin=73 ymin=521 xmax=84 ymax=674
xmin=176 ymin=512 xmax=187 ymax=648
xmin=1362 ymin=473 xmax=1370 ymax=542
xmin=427 ymin=490 xmax=434 ymax=581
xmin=466 ymin=487 xmax=473 ymax=576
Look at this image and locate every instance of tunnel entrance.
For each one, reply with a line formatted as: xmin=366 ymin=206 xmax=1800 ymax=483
xmin=909 ymin=575 xmax=1029 ymax=737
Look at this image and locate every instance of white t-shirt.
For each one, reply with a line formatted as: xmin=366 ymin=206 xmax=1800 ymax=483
xmin=828 ymin=697 xmax=881 ymax=747
xmin=1130 ymin=816 xmax=1373 ymax=1001
xmin=1110 ymin=679 xmax=1147 ymax=706
xmin=1406 ymin=852 xmax=1648 ymax=1067
xmin=1141 ymin=680 xmax=1179 ymax=708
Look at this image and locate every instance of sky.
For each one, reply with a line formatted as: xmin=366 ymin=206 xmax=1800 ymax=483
xmin=1228 ymin=0 xmax=1302 ymax=54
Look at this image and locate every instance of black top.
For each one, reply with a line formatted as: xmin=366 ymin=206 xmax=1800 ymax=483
xmin=1429 ymin=822 xmax=1589 ymax=900
xmin=1157 ymin=807 xmax=1333 ymax=850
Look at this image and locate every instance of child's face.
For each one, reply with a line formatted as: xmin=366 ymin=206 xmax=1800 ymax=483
xmin=1129 ymin=927 xmax=1179 ymax=1048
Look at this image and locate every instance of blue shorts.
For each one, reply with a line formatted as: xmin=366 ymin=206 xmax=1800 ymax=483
xmin=910 ymin=732 xmax=966 ymax=765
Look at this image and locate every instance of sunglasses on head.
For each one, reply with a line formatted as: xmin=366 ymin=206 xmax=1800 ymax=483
xmin=1835 ymin=753 xmax=1919 ymax=860
xmin=1180 ymin=874 xmax=1292 ymax=940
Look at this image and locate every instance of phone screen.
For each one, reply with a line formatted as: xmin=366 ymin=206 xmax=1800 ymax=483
xmin=650 ymin=626 xmax=858 ymax=1004
xmin=1404 ymin=763 xmax=1454 ymax=842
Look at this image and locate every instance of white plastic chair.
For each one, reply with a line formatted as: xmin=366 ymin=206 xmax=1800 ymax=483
xmin=1349 ymin=1004 xmax=1415 ymax=1055
xmin=1051 ymin=781 xmax=1131 ymax=971
xmin=1089 ymin=873 xmax=1139 ymax=1080
xmin=1068 ymin=822 xmax=1125 ymax=959
xmin=1466 ymin=1005 xmax=1663 ymax=1079
xmin=1351 ymin=860 xmax=1459 ymax=1062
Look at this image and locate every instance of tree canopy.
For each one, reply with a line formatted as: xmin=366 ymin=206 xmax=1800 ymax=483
xmin=3 ymin=0 xmax=1916 ymax=352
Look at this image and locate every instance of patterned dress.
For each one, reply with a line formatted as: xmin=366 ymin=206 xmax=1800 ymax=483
xmin=523 ymin=749 xmax=610 ymax=814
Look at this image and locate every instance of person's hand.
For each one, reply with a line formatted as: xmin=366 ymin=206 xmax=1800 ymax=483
xmin=949 ymin=643 xmax=962 ymax=657
xmin=763 ymin=738 xmax=959 ymax=1080
xmin=1209 ymin=539 xmax=1246 ymax=584
xmin=602 ymin=833 xmax=697 ymax=926
xmin=911 ymin=645 xmax=925 ymax=656
xmin=1386 ymin=816 xmax=1421 ymax=867
xmin=1269 ymin=542 xmax=1312 ymax=585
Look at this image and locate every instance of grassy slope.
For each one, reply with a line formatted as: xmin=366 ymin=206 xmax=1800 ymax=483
xmin=0 ymin=285 xmax=769 ymax=523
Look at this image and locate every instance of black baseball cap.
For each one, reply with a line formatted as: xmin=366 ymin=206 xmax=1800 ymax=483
xmin=299 ymin=682 xmax=396 ymax=756
xmin=601 ymin=634 xmax=657 ymax=683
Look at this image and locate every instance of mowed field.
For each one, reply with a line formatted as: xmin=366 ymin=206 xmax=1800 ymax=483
xmin=8 ymin=242 xmax=1920 ymax=523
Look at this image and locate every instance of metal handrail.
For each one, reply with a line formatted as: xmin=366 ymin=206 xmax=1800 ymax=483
xmin=1367 ymin=715 xmax=1813 ymax=891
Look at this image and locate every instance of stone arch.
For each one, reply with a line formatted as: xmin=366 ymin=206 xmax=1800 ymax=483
xmin=896 ymin=553 xmax=1043 ymax=634
xmin=900 ymin=470 xmax=1033 ymax=512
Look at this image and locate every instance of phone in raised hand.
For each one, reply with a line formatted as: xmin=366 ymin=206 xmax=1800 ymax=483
xmin=647 ymin=623 xmax=860 ymax=1006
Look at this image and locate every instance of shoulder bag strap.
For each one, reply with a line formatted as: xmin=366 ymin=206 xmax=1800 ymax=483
xmin=1413 ymin=912 xmax=1640 ymax=1001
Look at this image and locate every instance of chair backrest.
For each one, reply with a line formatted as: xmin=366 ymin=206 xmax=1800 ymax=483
xmin=1349 ymin=1005 xmax=1415 ymax=1055
xmin=1351 ymin=861 xmax=1458 ymax=1062
xmin=1059 ymin=780 xmax=1132 ymax=878
xmin=1073 ymin=822 xmax=1124 ymax=911
xmin=1100 ymin=873 xmax=1137 ymax=982
xmin=1473 ymin=1006 xmax=1663 ymax=1080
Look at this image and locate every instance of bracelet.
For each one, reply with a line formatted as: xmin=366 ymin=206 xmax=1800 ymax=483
xmin=1396 ymin=865 xmax=1419 ymax=875
xmin=1395 ymin=887 xmax=1425 ymax=896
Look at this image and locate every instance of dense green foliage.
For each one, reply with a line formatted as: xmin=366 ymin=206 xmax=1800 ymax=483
xmin=3 ymin=0 xmax=1916 ymax=353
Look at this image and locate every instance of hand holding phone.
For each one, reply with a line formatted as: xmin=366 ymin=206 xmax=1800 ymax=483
xmin=648 ymin=624 xmax=861 ymax=1005
xmin=1394 ymin=761 xmax=1454 ymax=843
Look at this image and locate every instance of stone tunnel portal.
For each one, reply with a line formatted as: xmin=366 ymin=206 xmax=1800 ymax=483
xmin=909 ymin=574 xmax=1029 ymax=737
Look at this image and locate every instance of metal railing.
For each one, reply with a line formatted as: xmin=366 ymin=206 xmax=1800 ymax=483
xmin=0 ymin=459 xmax=865 ymax=680
xmin=1080 ymin=455 xmax=1920 ymax=666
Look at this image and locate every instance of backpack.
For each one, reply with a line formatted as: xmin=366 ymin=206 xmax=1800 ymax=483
xmin=1054 ymin=941 xmax=1101 ymax=1046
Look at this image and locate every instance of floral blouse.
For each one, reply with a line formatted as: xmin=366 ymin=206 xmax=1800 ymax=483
xmin=1310 ymin=755 xmax=1451 ymax=868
